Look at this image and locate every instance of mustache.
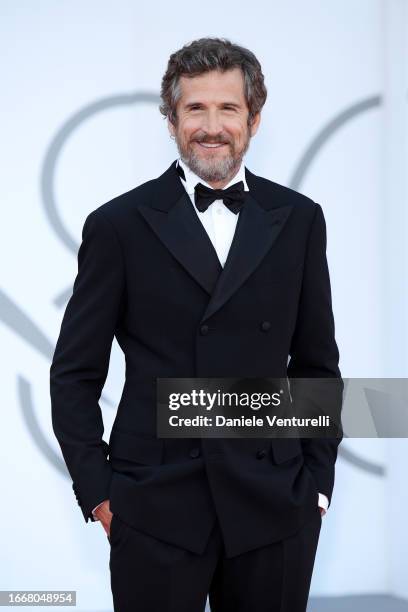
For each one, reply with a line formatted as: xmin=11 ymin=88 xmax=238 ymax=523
xmin=194 ymin=138 xmax=230 ymax=145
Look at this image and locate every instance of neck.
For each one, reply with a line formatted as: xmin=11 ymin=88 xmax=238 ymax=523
xmin=207 ymin=176 xmax=236 ymax=190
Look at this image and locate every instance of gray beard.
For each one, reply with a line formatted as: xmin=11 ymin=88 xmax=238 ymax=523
xmin=181 ymin=150 xmax=239 ymax=183
xmin=176 ymin=139 xmax=250 ymax=183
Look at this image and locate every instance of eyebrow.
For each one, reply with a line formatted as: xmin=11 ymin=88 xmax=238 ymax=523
xmin=184 ymin=101 xmax=242 ymax=109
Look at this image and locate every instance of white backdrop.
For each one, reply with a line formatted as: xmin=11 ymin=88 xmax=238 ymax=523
xmin=1 ymin=0 xmax=407 ymax=609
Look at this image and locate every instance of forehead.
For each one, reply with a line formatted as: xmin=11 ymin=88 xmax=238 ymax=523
xmin=178 ymin=68 xmax=245 ymax=103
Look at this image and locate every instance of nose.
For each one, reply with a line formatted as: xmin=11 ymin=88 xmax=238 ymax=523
xmin=202 ymin=108 xmax=223 ymax=137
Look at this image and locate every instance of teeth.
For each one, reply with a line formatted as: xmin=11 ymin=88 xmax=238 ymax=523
xmin=199 ymin=142 xmax=225 ymax=148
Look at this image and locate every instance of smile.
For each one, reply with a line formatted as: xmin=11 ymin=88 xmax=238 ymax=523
xmin=196 ymin=142 xmax=227 ymax=149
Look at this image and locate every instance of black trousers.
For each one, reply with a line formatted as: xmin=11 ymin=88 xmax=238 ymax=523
xmin=108 ymin=508 xmax=322 ymax=612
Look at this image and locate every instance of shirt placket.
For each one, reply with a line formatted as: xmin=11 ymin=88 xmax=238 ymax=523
xmin=211 ymin=198 xmax=228 ymax=267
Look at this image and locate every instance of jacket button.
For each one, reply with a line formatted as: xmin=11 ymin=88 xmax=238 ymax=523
xmin=256 ymin=448 xmax=267 ymax=459
xmin=189 ymin=447 xmax=201 ymax=458
xmin=200 ymin=325 xmax=209 ymax=335
xmin=260 ymin=321 xmax=271 ymax=332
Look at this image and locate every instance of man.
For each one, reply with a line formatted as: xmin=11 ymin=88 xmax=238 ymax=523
xmin=50 ymin=37 xmax=343 ymax=612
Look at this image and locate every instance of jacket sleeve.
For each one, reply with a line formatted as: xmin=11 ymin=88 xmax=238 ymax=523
xmin=50 ymin=209 xmax=125 ymax=522
xmin=287 ymin=202 xmax=344 ymax=507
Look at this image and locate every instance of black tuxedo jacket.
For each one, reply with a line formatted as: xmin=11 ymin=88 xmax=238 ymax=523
xmin=50 ymin=159 xmax=343 ymax=558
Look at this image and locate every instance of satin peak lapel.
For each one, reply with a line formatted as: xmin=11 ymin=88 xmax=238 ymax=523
xmin=138 ymin=161 xmax=293 ymax=323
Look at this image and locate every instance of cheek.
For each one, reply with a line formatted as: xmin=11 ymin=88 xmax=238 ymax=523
xmin=227 ymin=122 xmax=248 ymax=143
xmin=179 ymin=118 xmax=203 ymax=139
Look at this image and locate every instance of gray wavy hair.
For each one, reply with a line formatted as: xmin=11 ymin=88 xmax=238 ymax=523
xmin=159 ymin=37 xmax=267 ymax=128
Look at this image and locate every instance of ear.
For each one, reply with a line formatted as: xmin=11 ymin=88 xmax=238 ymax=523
xmin=167 ymin=118 xmax=176 ymax=138
xmin=249 ymin=111 xmax=261 ymax=137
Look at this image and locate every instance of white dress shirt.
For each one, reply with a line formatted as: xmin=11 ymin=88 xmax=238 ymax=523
xmin=176 ymin=157 xmax=249 ymax=265
xmin=91 ymin=157 xmax=328 ymax=519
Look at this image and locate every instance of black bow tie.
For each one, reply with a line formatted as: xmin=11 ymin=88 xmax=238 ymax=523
xmin=176 ymin=162 xmax=246 ymax=214
xmin=194 ymin=181 xmax=245 ymax=214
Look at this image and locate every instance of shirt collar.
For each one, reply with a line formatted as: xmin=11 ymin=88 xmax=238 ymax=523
xmin=177 ymin=157 xmax=249 ymax=195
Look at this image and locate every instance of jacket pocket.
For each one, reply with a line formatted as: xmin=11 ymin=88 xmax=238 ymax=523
xmin=108 ymin=430 xmax=164 ymax=465
xmin=269 ymin=437 xmax=303 ymax=464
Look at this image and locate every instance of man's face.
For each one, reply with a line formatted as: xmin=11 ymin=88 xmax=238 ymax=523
xmin=168 ymin=68 xmax=260 ymax=186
